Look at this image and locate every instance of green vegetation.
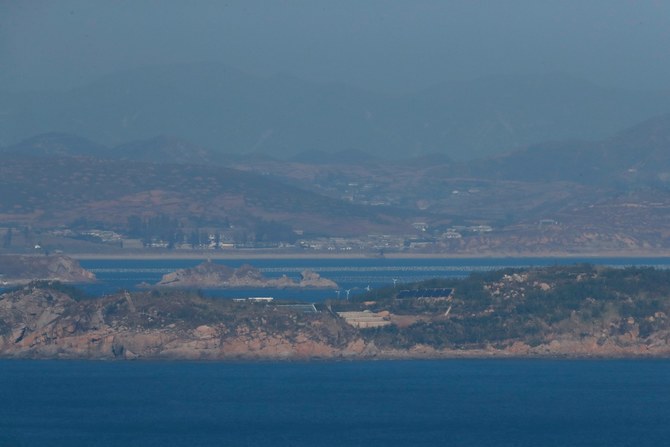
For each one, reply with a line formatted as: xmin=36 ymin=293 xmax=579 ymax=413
xmin=354 ymin=265 xmax=670 ymax=350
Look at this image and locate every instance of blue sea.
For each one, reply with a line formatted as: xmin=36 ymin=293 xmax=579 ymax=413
xmin=1 ymin=359 xmax=669 ymax=446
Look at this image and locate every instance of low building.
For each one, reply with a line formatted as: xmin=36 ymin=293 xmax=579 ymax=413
xmin=396 ymin=288 xmax=453 ymax=301
xmin=276 ymin=304 xmax=318 ymax=313
xmin=337 ymin=310 xmax=391 ymax=328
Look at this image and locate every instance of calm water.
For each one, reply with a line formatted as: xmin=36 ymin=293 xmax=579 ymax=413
xmin=75 ymin=256 xmax=670 ymax=299
xmin=1 ymin=360 xmax=669 ymax=446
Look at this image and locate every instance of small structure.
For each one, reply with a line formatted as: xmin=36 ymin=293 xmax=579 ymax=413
xmin=233 ymin=297 xmax=274 ymax=302
xmin=248 ymin=297 xmax=274 ymax=302
xmin=396 ymin=288 xmax=453 ymax=301
xmin=276 ymin=304 xmax=318 ymax=313
xmin=337 ymin=310 xmax=391 ymax=328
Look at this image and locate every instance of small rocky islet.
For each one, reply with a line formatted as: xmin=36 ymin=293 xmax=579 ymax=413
xmin=154 ymin=260 xmax=338 ymax=289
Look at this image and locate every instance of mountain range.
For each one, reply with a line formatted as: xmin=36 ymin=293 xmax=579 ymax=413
xmin=3 ymin=63 xmax=670 ymax=160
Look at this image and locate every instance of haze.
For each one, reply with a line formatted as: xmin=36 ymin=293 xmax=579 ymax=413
xmin=2 ymin=1 xmax=670 ymax=264
xmin=3 ymin=0 xmax=670 ymax=94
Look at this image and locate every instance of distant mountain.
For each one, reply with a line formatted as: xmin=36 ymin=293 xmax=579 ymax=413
xmin=400 ymin=74 xmax=670 ymax=159
xmin=111 ymin=135 xmax=219 ymax=165
xmin=289 ymin=149 xmax=379 ymax=165
xmin=397 ymin=153 xmax=453 ymax=168
xmin=1 ymin=132 xmax=107 ymax=158
xmin=2 ymin=133 xmax=230 ymax=166
xmin=606 ymin=114 xmax=670 ymax=185
xmin=2 ymin=63 xmax=670 ymax=159
xmin=464 ymin=113 xmax=670 ymax=187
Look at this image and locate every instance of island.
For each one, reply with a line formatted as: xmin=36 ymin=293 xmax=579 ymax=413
xmin=2 ymin=264 xmax=670 ymax=360
xmin=155 ymin=260 xmax=338 ymax=289
xmin=0 ymin=254 xmax=95 ymax=286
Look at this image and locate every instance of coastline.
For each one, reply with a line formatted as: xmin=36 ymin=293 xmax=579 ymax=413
xmin=2 ymin=346 xmax=669 ymax=361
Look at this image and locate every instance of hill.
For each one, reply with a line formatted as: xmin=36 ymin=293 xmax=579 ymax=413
xmin=350 ymin=264 xmax=670 ymax=355
xmin=463 ymin=113 xmax=670 ymax=187
xmin=110 ymin=135 xmax=221 ymax=165
xmin=0 ymin=153 xmax=411 ymax=240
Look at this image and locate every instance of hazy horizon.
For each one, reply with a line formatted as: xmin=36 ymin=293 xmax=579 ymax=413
xmin=3 ymin=1 xmax=670 ymax=95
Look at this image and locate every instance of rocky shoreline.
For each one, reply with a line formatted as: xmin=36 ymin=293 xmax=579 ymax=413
xmin=155 ymin=260 xmax=338 ymax=289
xmin=0 ymin=254 xmax=95 ymax=286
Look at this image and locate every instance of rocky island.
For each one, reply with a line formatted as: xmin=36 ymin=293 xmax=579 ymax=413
xmin=2 ymin=264 xmax=670 ymax=360
xmin=155 ymin=260 xmax=338 ymax=289
xmin=0 ymin=254 xmax=95 ymax=286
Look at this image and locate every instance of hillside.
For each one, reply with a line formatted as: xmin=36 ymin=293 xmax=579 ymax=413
xmin=462 ymin=113 xmax=670 ymax=186
xmin=0 ymin=153 xmax=411 ymax=238
xmin=349 ymin=264 xmax=670 ymax=355
xmin=2 ymin=265 xmax=670 ymax=359
xmin=2 ymin=113 xmax=670 ymax=255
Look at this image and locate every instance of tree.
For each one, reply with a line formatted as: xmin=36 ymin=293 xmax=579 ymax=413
xmin=189 ymin=230 xmax=201 ymax=248
xmin=127 ymin=215 xmax=143 ymax=237
xmin=2 ymin=228 xmax=12 ymax=248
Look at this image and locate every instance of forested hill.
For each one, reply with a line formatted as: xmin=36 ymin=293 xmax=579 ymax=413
xmin=345 ymin=264 xmax=670 ymax=355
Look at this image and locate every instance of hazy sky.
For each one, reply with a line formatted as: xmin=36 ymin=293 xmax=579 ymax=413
xmin=3 ymin=0 xmax=670 ymax=94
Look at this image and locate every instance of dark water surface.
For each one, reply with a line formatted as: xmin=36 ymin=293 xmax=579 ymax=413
xmin=1 ymin=360 xmax=669 ymax=446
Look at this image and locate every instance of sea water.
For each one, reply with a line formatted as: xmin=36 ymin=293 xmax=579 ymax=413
xmin=1 ymin=359 xmax=669 ymax=446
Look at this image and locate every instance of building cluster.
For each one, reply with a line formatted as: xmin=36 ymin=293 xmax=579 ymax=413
xmin=14 ymin=216 xmax=504 ymax=254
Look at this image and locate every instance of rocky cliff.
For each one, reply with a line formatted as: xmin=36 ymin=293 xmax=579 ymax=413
xmin=156 ymin=261 xmax=337 ymax=289
xmin=0 ymin=284 xmax=363 ymax=360
xmin=0 ymin=255 xmax=95 ymax=285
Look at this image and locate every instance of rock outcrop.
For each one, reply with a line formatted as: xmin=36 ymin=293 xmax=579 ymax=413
xmin=156 ymin=261 xmax=337 ymax=288
xmin=0 ymin=255 xmax=95 ymax=285
xmin=0 ymin=284 xmax=362 ymax=360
